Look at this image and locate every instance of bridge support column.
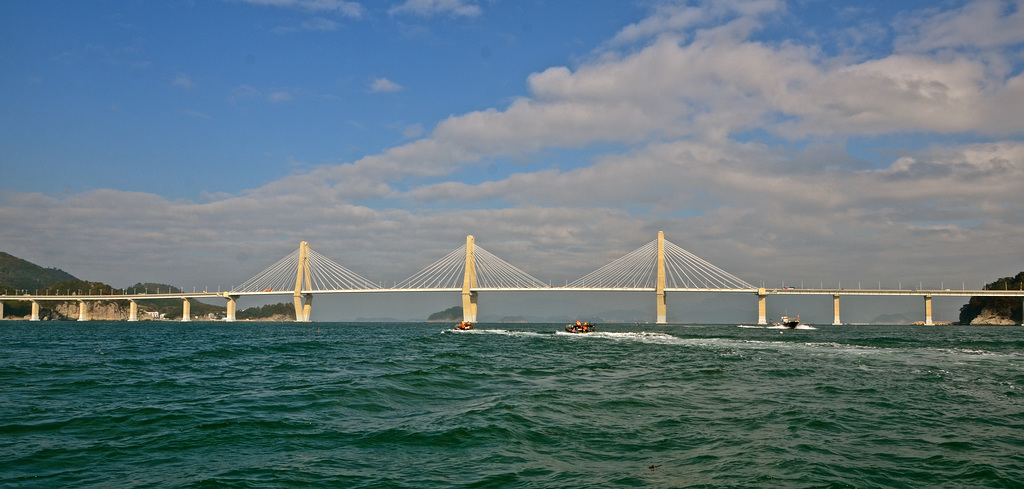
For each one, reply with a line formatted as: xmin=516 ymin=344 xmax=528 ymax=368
xmin=0 ymin=301 xmax=3 ymax=319
xmin=924 ymin=295 xmax=933 ymax=325
xmin=77 ymin=300 xmax=89 ymax=321
xmin=294 ymin=294 xmax=313 ymax=322
xmin=225 ymin=296 xmax=237 ymax=322
xmin=462 ymin=235 xmax=478 ymax=323
xmin=293 ymin=241 xmax=313 ymax=322
xmin=757 ymin=288 xmax=767 ymax=325
xmin=656 ymin=231 xmax=667 ymax=324
xmin=833 ymin=294 xmax=841 ymax=325
xmin=182 ymin=299 xmax=191 ymax=322
xmin=128 ymin=300 xmax=138 ymax=321
xmin=462 ymin=291 xmax=478 ymax=323
xmin=31 ymin=300 xmax=40 ymax=321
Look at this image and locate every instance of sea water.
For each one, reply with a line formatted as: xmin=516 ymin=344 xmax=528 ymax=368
xmin=1 ymin=321 xmax=1022 ymax=488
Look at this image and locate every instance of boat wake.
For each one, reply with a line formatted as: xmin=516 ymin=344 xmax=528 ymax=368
xmin=739 ymin=324 xmax=818 ymax=330
xmin=443 ymin=328 xmax=545 ymax=337
xmin=555 ymin=331 xmax=680 ymax=343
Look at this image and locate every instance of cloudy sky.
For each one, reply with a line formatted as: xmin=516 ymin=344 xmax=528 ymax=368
xmin=2 ymin=0 xmax=1023 ymax=321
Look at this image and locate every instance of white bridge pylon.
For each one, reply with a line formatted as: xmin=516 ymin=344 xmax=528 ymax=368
xmin=232 ymin=232 xmax=752 ymax=323
xmin=568 ymin=233 xmax=754 ymax=290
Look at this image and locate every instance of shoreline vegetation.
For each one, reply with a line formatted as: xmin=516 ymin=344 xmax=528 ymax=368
xmin=2 ymin=251 xmax=1021 ymax=324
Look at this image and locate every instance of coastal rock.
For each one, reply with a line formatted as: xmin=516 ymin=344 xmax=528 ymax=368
xmin=53 ymin=301 xmax=128 ymax=320
xmin=969 ymin=308 xmax=1016 ymax=325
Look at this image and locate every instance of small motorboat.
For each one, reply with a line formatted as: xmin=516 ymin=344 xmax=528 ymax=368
xmin=455 ymin=321 xmax=472 ymax=330
xmin=565 ymin=320 xmax=595 ymax=334
xmin=780 ymin=315 xmax=800 ymax=329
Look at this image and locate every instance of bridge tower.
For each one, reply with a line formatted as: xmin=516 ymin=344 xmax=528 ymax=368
xmin=293 ymin=241 xmax=313 ymax=322
xmin=462 ymin=235 xmax=478 ymax=322
xmin=656 ymin=231 xmax=667 ymax=324
xmin=757 ymin=289 xmax=767 ymax=325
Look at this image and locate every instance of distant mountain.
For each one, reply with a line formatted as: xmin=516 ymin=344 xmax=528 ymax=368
xmin=0 ymin=252 xmax=78 ymax=292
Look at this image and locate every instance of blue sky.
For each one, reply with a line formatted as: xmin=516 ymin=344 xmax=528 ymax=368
xmin=2 ymin=0 xmax=1023 ymax=321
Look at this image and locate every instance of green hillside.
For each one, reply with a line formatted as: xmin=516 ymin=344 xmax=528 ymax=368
xmin=0 ymin=252 xmax=288 ymax=320
xmin=0 ymin=252 xmax=78 ymax=293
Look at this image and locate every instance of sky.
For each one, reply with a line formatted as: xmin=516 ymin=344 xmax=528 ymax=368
xmin=2 ymin=0 xmax=1023 ymax=322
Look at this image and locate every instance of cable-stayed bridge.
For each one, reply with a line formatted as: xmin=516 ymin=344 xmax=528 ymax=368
xmin=228 ymin=232 xmax=754 ymax=323
xmin=4 ymin=232 xmax=1023 ymax=324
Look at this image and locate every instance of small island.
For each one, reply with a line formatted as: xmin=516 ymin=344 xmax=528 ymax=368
xmin=427 ymin=305 xmax=462 ymax=322
xmin=958 ymin=272 xmax=1023 ymax=325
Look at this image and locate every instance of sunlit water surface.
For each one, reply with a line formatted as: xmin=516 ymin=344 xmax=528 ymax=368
xmin=2 ymin=321 xmax=1023 ymax=488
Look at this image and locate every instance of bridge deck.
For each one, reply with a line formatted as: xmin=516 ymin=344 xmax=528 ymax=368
xmin=6 ymin=287 xmax=1023 ymax=301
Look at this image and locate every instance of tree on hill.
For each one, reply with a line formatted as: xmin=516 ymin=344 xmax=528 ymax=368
xmin=959 ymin=272 xmax=1024 ymax=324
xmin=237 ymin=302 xmax=295 ymax=320
xmin=0 ymin=250 xmax=288 ymax=321
xmin=124 ymin=283 xmax=226 ymax=319
xmin=0 ymin=251 xmax=77 ymax=293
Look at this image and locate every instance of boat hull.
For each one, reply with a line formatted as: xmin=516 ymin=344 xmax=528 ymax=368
xmin=565 ymin=322 xmax=595 ymax=334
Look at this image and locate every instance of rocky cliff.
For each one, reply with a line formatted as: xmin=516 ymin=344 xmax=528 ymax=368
xmin=958 ymin=271 xmax=1023 ymax=325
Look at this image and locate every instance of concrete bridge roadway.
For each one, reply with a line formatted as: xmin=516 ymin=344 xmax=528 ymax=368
xmin=3 ymin=286 xmax=1022 ymax=325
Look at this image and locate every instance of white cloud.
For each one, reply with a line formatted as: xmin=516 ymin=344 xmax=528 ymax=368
xmin=231 ymin=85 xmax=296 ymax=104
xmin=172 ymin=73 xmax=194 ymax=88
xmin=370 ymin=77 xmax=404 ymax=92
xmin=268 ymin=91 xmax=293 ymax=103
xmin=608 ymin=0 xmax=784 ymax=46
xmin=5 ymin=0 xmax=1024 ymax=309
xmin=895 ymin=0 xmax=1024 ymax=52
xmin=227 ymin=0 xmax=364 ymax=18
xmin=274 ymin=17 xmax=340 ymax=32
xmin=388 ymin=0 xmax=482 ymax=18
xmin=403 ymin=123 xmax=424 ymax=139
xmin=181 ymin=109 xmax=211 ymax=119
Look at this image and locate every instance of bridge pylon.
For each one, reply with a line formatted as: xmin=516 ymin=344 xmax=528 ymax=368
xmin=293 ymin=241 xmax=313 ymax=322
xmin=657 ymin=231 xmax=667 ymax=324
xmin=462 ymin=235 xmax=478 ymax=322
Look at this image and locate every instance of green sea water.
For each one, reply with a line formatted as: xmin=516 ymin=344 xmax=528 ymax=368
xmin=1 ymin=321 xmax=1023 ymax=488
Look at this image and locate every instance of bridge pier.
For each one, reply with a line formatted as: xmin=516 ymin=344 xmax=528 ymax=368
xmin=757 ymin=288 xmax=767 ymax=325
xmin=294 ymin=293 xmax=313 ymax=322
xmin=128 ymin=300 xmax=138 ymax=321
xmin=462 ymin=235 xmax=479 ymax=323
xmin=77 ymin=300 xmax=89 ymax=321
xmin=833 ymin=294 xmax=841 ymax=325
xmin=924 ymin=295 xmax=933 ymax=325
xmin=31 ymin=300 xmax=40 ymax=321
xmin=225 ymin=296 xmax=237 ymax=322
xmin=0 ymin=301 xmax=3 ymax=319
xmin=182 ymin=299 xmax=191 ymax=322
xmin=462 ymin=291 xmax=478 ymax=322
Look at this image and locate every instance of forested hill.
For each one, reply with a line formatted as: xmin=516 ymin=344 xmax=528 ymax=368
xmin=0 ymin=252 xmax=78 ymax=292
xmin=959 ymin=272 xmax=1024 ymax=325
